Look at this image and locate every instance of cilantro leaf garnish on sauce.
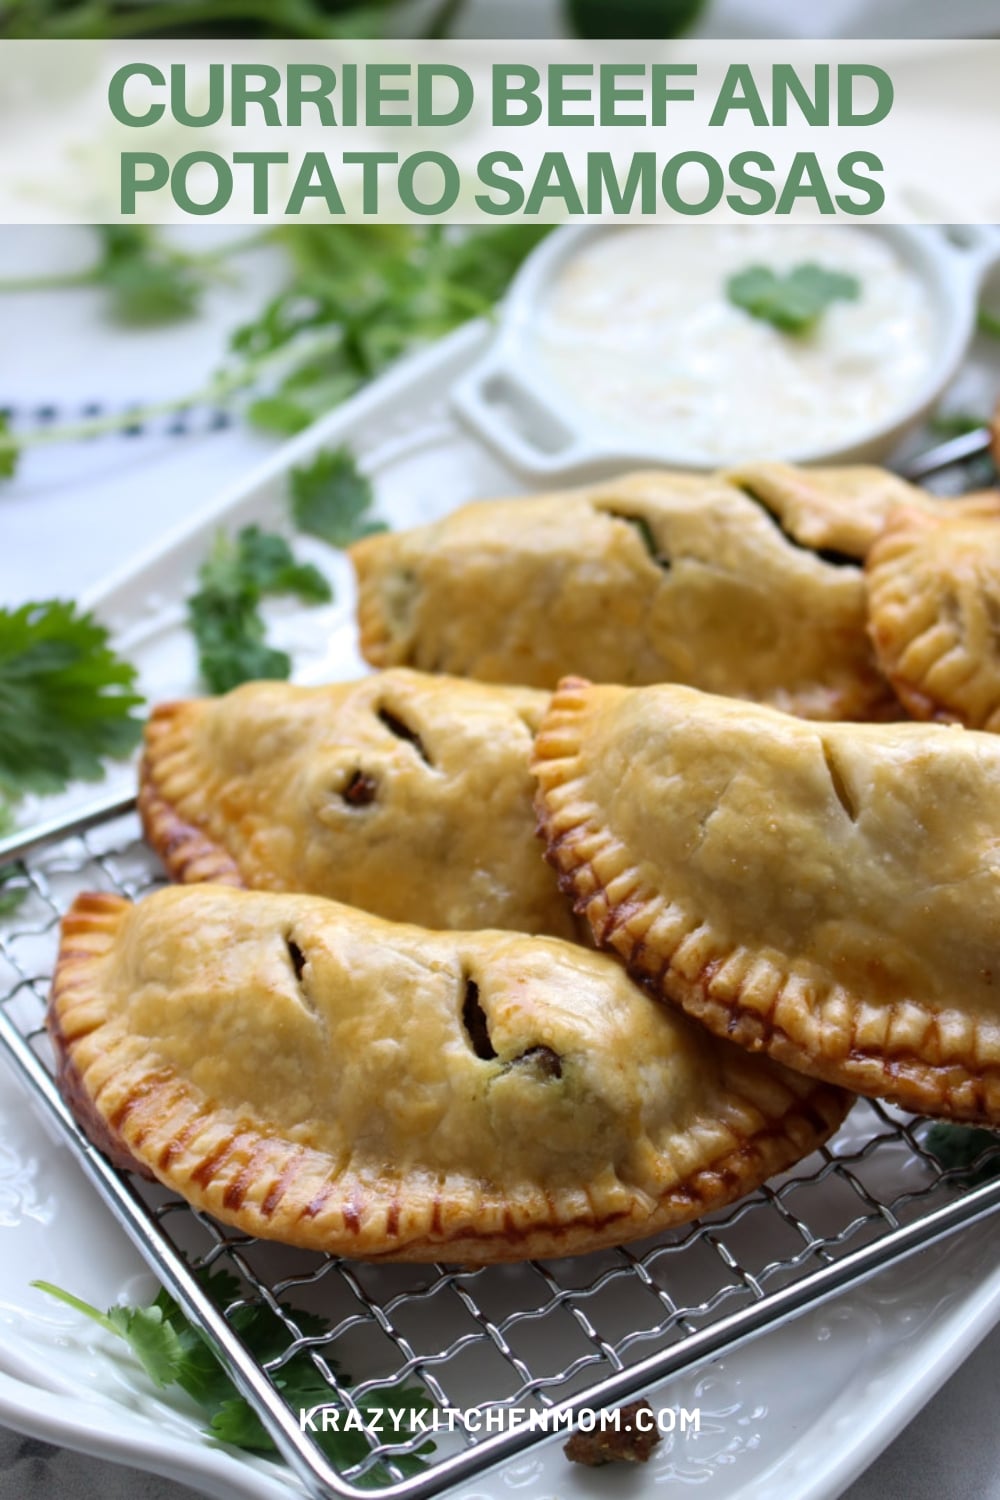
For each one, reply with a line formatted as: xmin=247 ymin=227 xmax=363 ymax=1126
xmin=727 ymin=263 xmax=862 ymax=335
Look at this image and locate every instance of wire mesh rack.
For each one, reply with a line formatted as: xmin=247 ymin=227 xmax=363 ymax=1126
xmin=2 ymin=795 xmax=1000 ymax=1500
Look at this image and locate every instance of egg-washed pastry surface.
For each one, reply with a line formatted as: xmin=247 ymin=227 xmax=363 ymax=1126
xmin=140 ymin=669 xmax=574 ymax=939
xmin=534 ymin=678 xmax=1000 ymax=1123
xmin=866 ymin=499 xmax=1000 ymax=733
xmin=48 ymin=887 xmax=848 ymax=1263
xmin=351 ymin=467 xmax=907 ymax=720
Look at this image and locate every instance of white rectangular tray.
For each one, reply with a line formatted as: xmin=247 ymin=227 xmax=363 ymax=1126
xmin=2 ymin=320 xmax=1000 ymax=1500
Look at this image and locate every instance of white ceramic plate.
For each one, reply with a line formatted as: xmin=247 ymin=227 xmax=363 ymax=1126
xmin=2 ymin=317 xmax=1000 ymax=1500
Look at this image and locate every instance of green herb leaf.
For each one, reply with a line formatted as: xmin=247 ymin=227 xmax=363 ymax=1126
xmin=727 ymin=263 xmax=862 ymax=335
xmin=107 ymin=1303 xmax=186 ymax=1388
xmin=290 ymin=448 xmax=386 ymax=548
xmin=928 ymin=410 xmax=989 ymax=440
xmin=567 ymin=0 xmax=706 ymax=38
xmin=977 ymin=307 xmax=1000 ymax=340
xmin=33 ymin=1274 xmax=436 ymax=1479
xmin=0 ymin=601 xmax=144 ymax=801
xmin=187 ymin=526 xmax=332 ymax=696
xmin=0 ymin=413 xmax=17 ymax=479
xmin=924 ymin=1123 xmax=1000 ymax=1186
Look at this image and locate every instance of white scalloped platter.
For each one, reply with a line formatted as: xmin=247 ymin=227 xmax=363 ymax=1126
xmin=2 ymin=314 xmax=1000 ymax=1500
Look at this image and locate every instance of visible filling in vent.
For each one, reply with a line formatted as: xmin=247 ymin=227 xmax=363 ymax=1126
xmin=514 ymin=1045 xmax=563 ymax=1079
xmin=377 ymin=707 xmax=431 ymax=765
xmin=286 ymin=936 xmax=307 ymax=982
xmin=738 ymin=487 xmax=860 ymax=570
xmin=605 ymin=511 xmax=671 ymax=570
xmin=343 ymin=770 xmax=377 ymax=806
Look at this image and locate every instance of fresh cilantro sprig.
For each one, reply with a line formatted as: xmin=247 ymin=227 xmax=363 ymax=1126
xmin=290 ymin=448 xmax=386 ymax=547
xmin=0 ymin=224 xmax=551 ymax=476
xmin=34 ymin=1271 xmax=435 ymax=1478
xmin=928 ymin=409 xmax=990 ymax=440
xmin=727 ymin=263 xmax=861 ymax=335
xmin=0 ymin=600 xmax=144 ymax=801
xmin=924 ymin=1123 xmax=1000 ymax=1186
xmin=187 ymin=525 xmax=332 ymax=695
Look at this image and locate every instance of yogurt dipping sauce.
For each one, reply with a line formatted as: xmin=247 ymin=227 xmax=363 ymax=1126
xmin=533 ymin=226 xmax=938 ymax=463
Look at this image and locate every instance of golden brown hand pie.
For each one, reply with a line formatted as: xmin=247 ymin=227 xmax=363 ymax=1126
xmin=866 ymin=500 xmax=1000 ymax=733
xmin=140 ymin=669 xmax=574 ymax=939
xmin=351 ymin=468 xmax=894 ymax=720
xmin=534 ymin=678 xmax=1000 ymax=1123
xmin=49 ymin=887 xmax=848 ymax=1263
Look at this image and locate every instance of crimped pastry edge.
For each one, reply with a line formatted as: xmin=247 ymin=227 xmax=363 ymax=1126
xmin=139 ymin=701 xmax=245 ymax=886
xmin=48 ymin=891 xmax=849 ymax=1264
xmin=865 ymin=504 xmax=1000 ymax=734
xmin=533 ymin=677 xmax=1000 ymax=1124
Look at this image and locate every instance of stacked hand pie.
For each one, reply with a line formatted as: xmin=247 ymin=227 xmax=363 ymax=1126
xmin=49 ymin=461 xmax=1000 ymax=1262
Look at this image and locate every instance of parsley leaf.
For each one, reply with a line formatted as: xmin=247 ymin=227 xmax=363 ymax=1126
xmin=924 ymin=1123 xmax=1000 ymax=1186
xmin=0 ymin=413 xmax=17 ymax=479
xmin=0 ymin=601 xmax=144 ymax=801
xmin=727 ymin=263 xmax=861 ymax=335
xmin=33 ymin=1274 xmax=436 ymax=1480
xmin=187 ymin=526 xmax=332 ymax=696
xmin=290 ymin=448 xmax=386 ymax=547
xmin=95 ymin=226 xmax=207 ymax=325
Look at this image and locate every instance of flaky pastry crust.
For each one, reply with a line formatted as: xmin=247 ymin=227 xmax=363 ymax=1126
xmin=351 ymin=468 xmax=896 ymax=720
xmin=534 ymin=678 xmax=1000 ymax=1123
xmin=140 ymin=670 xmax=574 ymax=938
xmin=49 ymin=887 xmax=848 ymax=1263
xmin=866 ymin=500 xmax=1000 ymax=733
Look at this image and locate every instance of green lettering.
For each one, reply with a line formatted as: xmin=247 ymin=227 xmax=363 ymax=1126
xmin=661 ymin=152 xmax=724 ymax=215
xmin=169 ymin=62 xmax=223 ymax=127
xmin=492 ymin=65 xmax=542 ymax=126
xmin=108 ymin=63 xmax=164 ymax=127
xmin=286 ymin=152 xmax=346 ymax=214
xmin=650 ymin=63 xmax=697 ymax=126
xmin=709 ymin=65 xmax=768 ymax=127
xmin=776 ymin=152 xmax=835 ymax=214
xmin=726 ymin=151 xmax=777 ymax=214
xmin=232 ymin=151 xmax=287 ymax=213
xmin=525 ymin=152 xmax=583 ymax=215
xmin=120 ymin=151 xmax=168 ymax=213
xmin=286 ymin=65 xmax=337 ymax=127
xmin=586 ymin=153 xmax=656 ymax=214
xmin=475 ymin=151 xmax=525 ymax=214
xmin=417 ymin=64 xmax=473 ymax=126
xmin=772 ymin=64 xmax=829 ymax=126
xmin=835 ymin=151 xmax=885 ymax=213
xmin=398 ymin=151 xmax=460 ymax=215
xmin=838 ymin=64 xmax=893 ymax=125
xmin=171 ymin=151 xmax=232 ymax=215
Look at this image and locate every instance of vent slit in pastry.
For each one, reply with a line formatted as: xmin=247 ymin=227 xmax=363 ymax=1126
xmin=342 ymin=769 xmax=378 ymax=807
xmin=48 ymin=886 xmax=849 ymax=1262
xmin=737 ymin=484 xmax=860 ymax=570
xmin=821 ymin=740 xmax=859 ymax=823
xmin=377 ymin=705 xmax=432 ymax=766
xmin=461 ymin=977 xmax=497 ymax=1061
xmin=285 ymin=934 xmax=307 ymax=983
xmin=513 ymin=1045 xmax=563 ymax=1080
xmin=604 ymin=511 xmax=671 ymax=570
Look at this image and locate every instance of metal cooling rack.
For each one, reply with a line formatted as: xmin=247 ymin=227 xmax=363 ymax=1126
xmin=3 ymin=797 xmax=1000 ymax=1500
